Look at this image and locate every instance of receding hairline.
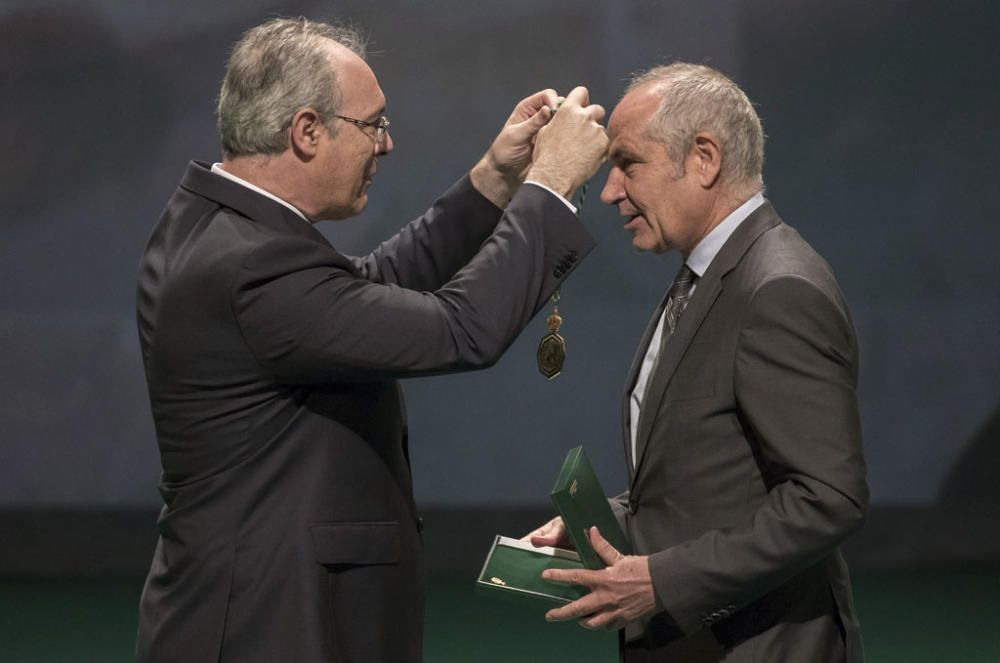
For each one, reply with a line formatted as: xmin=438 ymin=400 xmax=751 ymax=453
xmin=613 ymin=62 xmax=766 ymax=191
xmin=317 ymin=37 xmax=385 ymax=118
xmin=315 ymin=34 xmax=366 ymax=66
xmin=607 ymin=85 xmax=664 ymax=146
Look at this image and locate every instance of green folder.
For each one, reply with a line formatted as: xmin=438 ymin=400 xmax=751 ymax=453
xmin=475 ymin=536 xmax=588 ymax=604
xmin=550 ymin=445 xmax=631 ymax=569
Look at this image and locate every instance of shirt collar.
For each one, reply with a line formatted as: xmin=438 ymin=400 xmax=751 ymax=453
xmin=210 ymin=163 xmax=311 ymax=224
xmin=686 ymin=192 xmax=765 ymax=277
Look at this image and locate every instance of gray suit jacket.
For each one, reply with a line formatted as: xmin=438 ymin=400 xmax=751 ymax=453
xmin=135 ymin=162 xmax=594 ymax=663
xmin=614 ymin=202 xmax=867 ymax=662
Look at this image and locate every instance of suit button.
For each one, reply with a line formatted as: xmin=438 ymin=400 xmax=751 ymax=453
xmin=627 ymin=501 xmax=637 ymax=515
xmin=568 ymin=250 xmax=578 ymax=259
xmin=416 ymin=517 xmax=424 ymax=533
xmin=553 ymin=267 xmax=564 ymax=277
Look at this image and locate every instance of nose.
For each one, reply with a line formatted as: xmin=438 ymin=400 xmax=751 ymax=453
xmin=600 ymin=166 xmax=625 ymax=205
xmin=378 ymin=130 xmax=394 ymax=155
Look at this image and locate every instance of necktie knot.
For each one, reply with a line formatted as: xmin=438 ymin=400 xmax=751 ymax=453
xmin=664 ymin=264 xmax=697 ymax=337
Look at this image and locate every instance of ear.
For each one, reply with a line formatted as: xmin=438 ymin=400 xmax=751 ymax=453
xmin=289 ymin=108 xmax=324 ymax=160
xmin=692 ymin=132 xmax=722 ymax=188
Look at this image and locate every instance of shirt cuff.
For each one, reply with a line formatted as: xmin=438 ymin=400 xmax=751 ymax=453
xmin=524 ymin=181 xmax=577 ymax=215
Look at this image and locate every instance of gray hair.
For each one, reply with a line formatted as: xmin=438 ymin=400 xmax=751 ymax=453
xmin=217 ymin=17 xmax=367 ymax=158
xmin=627 ymin=63 xmax=764 ymax=191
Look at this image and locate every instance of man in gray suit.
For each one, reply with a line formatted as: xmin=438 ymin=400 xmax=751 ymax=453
xmin=135 ymin=17 xmax=607 ymax=663
xmin=531 ymin=63 xmax=868 ymax=662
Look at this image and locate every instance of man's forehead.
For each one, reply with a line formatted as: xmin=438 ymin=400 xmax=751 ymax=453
xmin=321 ymin=39 xmax=384 ymax=114
xmin=608 ymin=90 xmax=659 ymax=154
xmin=610 ymin=89 xmax=659 ymax=133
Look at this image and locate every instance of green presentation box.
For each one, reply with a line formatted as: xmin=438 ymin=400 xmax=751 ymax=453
xmin=476 ymin=445 xmax=633 ymax=605
xmin=475 ymin=535 xmax=588 ymax=604
xmin=551 ymin=445 xmax=631 ymax=569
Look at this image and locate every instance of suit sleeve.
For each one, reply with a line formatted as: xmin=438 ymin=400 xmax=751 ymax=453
xmin=609 ymin=491 xmax=629 ymax=536
xmin=350 ymin=176 xmax=504 ymax=291
xmin=647 ymin=275 xmax=868 ymax=634
xmin=232 ymin=184 xmax=594 ymax=383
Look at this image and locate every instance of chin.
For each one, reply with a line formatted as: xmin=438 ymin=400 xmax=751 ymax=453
xmin=629 ymin=233 xmax=655 ymax=253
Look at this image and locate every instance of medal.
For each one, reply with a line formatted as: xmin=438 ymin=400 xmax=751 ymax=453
xmin=537 ymin=290 xmax=565 ymax=379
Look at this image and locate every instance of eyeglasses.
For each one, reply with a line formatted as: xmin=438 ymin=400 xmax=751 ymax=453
xmin=332 ymin=113 xmax=390 ymax=144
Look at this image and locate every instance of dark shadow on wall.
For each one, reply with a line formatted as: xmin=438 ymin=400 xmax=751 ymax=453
xmin=939 ymin=404 xmax=1000 ymax=502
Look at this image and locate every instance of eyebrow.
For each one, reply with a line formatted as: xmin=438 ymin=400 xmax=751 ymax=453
xmin=609 ymin=145 xmax=640 ymax=163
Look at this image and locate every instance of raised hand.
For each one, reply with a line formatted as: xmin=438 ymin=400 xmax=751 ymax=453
xmin=526 ymin=86 xmax=608 ymax=198
xmin=470 ymin=88 xmax=560 ymax=207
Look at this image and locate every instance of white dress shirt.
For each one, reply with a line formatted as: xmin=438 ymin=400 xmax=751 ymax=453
xmin=211 ymin=163 xmax=311 ymax=223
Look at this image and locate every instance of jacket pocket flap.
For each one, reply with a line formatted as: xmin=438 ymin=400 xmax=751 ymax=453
xmin=310 ymin=521 xmax=400 ymax=565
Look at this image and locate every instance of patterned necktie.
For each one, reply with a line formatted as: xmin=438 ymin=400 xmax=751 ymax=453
xmin=663 ymin=263 xmax=697 ymax=339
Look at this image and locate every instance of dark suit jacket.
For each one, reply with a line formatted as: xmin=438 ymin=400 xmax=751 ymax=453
xmin=135 ymin=162 xmax=594 ymax=663
xmin=614 ymin=202 xmax=868 ymax=662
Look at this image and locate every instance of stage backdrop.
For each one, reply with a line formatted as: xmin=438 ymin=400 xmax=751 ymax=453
xmin=2 ymin=0 xmax=998 ymax=517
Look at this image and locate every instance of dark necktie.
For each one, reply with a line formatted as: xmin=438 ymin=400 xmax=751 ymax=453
xmin=663 ymin=263 xmax=697 ymax=339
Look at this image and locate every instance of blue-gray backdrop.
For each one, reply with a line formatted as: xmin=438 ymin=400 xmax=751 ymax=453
xmin=2 ymin=0 xmax=998 ymax=511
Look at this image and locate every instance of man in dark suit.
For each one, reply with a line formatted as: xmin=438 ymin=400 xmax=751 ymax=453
xmin=135 ymin=17 xmax=607 ymax=663
xmin=530 ymin=63 xmax=868 ymax=661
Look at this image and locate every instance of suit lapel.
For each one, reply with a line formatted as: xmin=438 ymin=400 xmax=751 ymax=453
xmin=621 ymin=290 xmax=673 ymax=472
xmin=630 ymin=277 xmax=722 ymax=480
xmin=629 ymin=202 xmax=783 ymax=485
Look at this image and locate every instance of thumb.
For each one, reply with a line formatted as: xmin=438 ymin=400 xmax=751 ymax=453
xmin=509 ymin=105 xmax=552 ymax=141
xmin=589 ymin=527 xmax=621 ymax=566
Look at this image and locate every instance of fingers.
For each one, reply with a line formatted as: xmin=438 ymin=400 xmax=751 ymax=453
xmin=511 ymin=88 xmax=559 ymax=124
xmin=524 ymin=517 xmax=566 ymax=547
xmin=528 ymin=520 xmax=561 ymax=546
xmin=589 ymin=527 xmax=623 ymax=566
xmin=563 ymin=85 xmax=591 ymax=108
xmin=524 ymin=105 xmax=553 ymax=132
xmin=545 ymin=593 xmax=600 ymax=622
xmin=524 ymin=85 xmax=608 ymax=196
xmin=520 ymin=528 xmax=547 ymax=543
xmin=586 ymin=103 xmax=606 ymax=124
xmin=542 ymin=567 xmax=593 ymax=586
xmin=503 ymin=105 xmax=553 ymax=147
xmin=530 ymin=534 xmax=561 ymax=547
xmin=534 ymin=88 xmax=560 ymax=112
xmin=580 ymin=611 xmax=623 ymax=631
xmin=545 ymin=593 xmax=622 ymax=631
xmin=521 ymin=86 xmax=601 ymax=121
xmin=558 ymin=87 xmax=604 ymax=122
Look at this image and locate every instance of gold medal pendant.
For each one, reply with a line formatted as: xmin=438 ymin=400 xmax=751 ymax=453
xmin=537 ymin=291 xmax=566 ymax=379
